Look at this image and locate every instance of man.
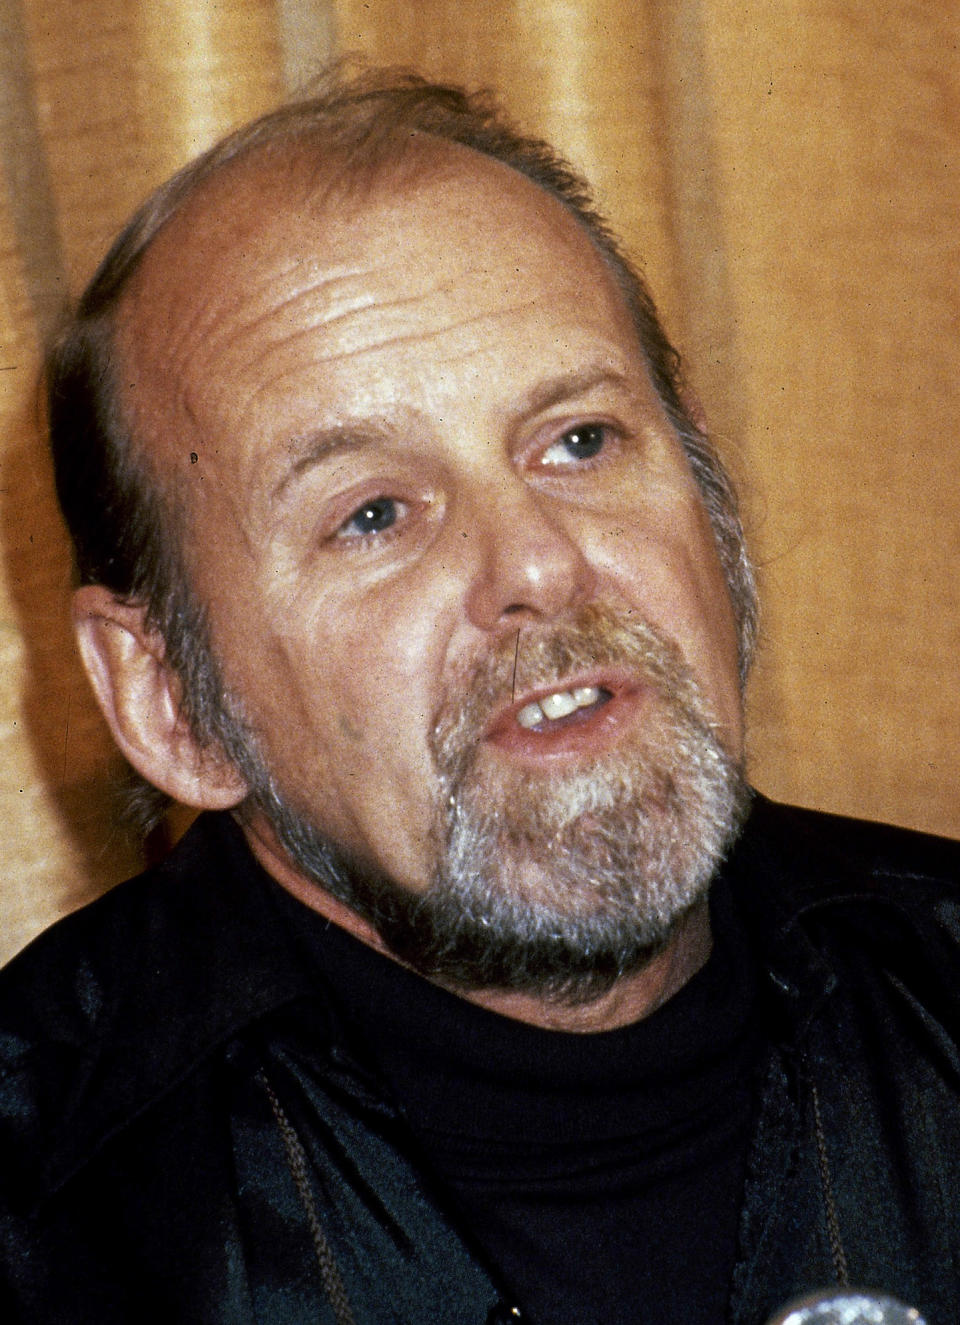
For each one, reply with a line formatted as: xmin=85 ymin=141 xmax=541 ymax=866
xmin=1 ymin=68 xmax=958 ymax=1325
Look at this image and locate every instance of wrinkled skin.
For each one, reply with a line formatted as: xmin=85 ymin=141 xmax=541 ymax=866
xmin=107 ymin=144 xmax=745 ymax=1028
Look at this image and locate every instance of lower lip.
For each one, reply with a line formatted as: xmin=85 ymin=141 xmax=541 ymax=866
xmin=483 ymin=684 xmax=647 ymax=762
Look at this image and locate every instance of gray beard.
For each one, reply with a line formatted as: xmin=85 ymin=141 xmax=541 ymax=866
xmin=231 ymin=606 xmax=750 ymax=1005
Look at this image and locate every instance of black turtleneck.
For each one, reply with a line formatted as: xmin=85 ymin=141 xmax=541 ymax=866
xmin=270 ymin=880 xmax=762 ymax=1325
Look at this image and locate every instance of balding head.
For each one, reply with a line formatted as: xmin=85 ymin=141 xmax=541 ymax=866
xmin=48 ymin=67 xmax=756 ymax=835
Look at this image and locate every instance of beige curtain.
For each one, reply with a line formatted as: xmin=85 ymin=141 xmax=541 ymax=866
xmin=2 ymin=0 xmax=957 ymax=962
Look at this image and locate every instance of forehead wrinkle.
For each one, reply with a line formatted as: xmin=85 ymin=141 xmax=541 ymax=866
xmin=119 ymin=147 xmax=645 ymax=506
xmin=163 ymin=227 xmax=508 ymax=385
xmin=123 ymin=155 xmax=624 ymax=448
xmin=219 ymin=248 xmax=544 ymax=371
xmin=123 ymin=248 xmax=372 ymax=429
xmin=194 ymin=260 xmax=386 ymax=357
xmin=239 ymin=294 xmax=545 ymax=419
xmin=154 ymin=264 xmax=470 ymax=436
xmin=177 ymin=184 xmax=595 ymax=378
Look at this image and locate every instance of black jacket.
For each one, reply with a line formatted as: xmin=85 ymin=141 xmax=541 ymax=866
xmin=1 ymin=796 xmax=959 ymax=1324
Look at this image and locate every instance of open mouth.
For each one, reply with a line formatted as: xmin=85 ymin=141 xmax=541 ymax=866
xmin=515 ymin=684 xmax=613 ymax=732
xmin=479 ymin=672 xmax=644 ymax=760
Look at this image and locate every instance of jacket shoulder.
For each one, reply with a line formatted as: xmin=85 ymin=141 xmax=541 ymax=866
xmin=1 ymin=849 xmax=180 ymax=1064
xmin=0 ymin=813 xmax=309 ymax=1205
xmin=0 ymin=814 xmax=231 ymax=1049
xmin=739 ymin=796 xmax=960 ymax=1023
xmin=746 ymin=794 xmax=960 ymax=899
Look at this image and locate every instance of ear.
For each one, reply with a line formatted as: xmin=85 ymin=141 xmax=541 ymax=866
xmin=72 ymin=584 xmax=248 ymax=810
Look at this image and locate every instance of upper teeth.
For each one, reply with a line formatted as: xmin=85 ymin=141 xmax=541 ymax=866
xmin=516 ymin=686 xmax=602 ymax=729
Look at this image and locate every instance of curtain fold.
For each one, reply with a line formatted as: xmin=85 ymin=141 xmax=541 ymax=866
xmin=1 ymin=0 xmax=957 ymax=961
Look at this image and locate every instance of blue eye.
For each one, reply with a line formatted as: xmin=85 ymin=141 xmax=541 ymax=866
xmin=340 ymin=497 xmax=400 ymax=538
xmin=563 ymin=424 xmax=606 ymax=458
xmin=541 ymin=424 xmax=607 ymax=467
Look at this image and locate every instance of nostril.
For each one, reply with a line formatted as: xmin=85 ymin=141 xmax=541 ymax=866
xmin=462 ymin=501 xmax=597 ymax=633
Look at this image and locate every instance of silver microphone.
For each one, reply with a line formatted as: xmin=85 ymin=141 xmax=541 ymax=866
xmin=765 ymin=1289 xmax=927 ymax=1324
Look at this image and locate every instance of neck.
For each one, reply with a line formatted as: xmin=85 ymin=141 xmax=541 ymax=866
xmin=241 ymin=811 xmax=713 ymax=1034
xmin=459 ymin=903 xmax=712 ymax=1032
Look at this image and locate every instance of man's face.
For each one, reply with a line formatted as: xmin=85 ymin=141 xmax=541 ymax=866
xmin=122 ymin=147 xmax=744 ymax=908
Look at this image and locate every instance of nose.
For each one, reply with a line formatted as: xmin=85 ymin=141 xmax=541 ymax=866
xmin=462 ymin=484 xmax=598 ymax=633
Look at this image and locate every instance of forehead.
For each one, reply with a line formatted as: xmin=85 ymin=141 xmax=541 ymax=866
xmin=117 ymin=143 xmax=646 ymax=487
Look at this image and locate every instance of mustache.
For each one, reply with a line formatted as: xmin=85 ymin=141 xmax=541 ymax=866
xmin=430 ymin=604 xmax=707 ymax=779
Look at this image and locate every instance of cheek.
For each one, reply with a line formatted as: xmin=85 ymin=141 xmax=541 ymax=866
xmin=587 ymin=502 xmax=742 ymax=736
xmin=184 ymin=502 xmax=455 ymax=881
xmin=250 ymin=587 xmax=451 ymax=824
xmin=670 ymin=518 xmax=744 ymax=752
xmin=300 ymin=627 xmax=453 ymax=888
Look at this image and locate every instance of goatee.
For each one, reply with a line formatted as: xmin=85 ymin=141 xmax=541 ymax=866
xmin=247 ymin=604 xmax=750 ymax=1005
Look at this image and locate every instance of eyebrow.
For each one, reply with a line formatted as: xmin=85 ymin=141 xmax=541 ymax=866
xmin=512 ymin=363 xmax=632 ymax=418
xmin=271 ymin=423 xmax=394 ymax=505
xmin=270 ymin=362 xmax=634 ymax=505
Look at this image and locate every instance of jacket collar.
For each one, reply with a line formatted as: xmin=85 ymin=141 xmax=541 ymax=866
xmin=36 ymin=794 xmax=932 ymax=1199
xmin=38 ymin=812 xmax=320 ymax=1200
xmin=722 ymin=795 xmax=841 ymax=1037
xmin=725 ymin=792 xmax=960 ymax=1039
